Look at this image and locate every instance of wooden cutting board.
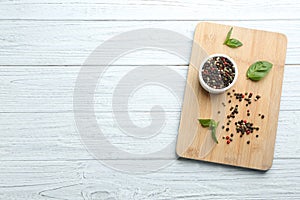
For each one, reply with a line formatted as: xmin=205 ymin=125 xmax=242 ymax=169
xmin=176 ymin=22 xmax=287 ymax=170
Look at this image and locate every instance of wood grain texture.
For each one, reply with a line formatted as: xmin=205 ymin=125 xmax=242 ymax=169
xmin=0 ymin=20 xmax=299 ymax=65
xmin=0 ymin=159 xmax=299 ymax=200
xmin=0 ymin=0 xmax=299 ymax=199
xmin=177 ymin=22 xmax=287 ymax=170
xmin=0 ymin=0 xmax=299 ymax=20
xmin=0 ymin=65 xmax=298 ymax=113
xmin=0 ymin=111 xmax=299 ymax=161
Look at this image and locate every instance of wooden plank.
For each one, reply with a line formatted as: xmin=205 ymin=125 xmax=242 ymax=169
xmin=0 ymin=111 xmax=298 ymax=161
xmin=0 ymin=0 xmax=299 ymax=20
xmin=0 ymin=20 xmax=299 ymax=65
xmin=0 ymin=159 xmax=299 ymax=199
xmin=177 ymin=22 xmax=287 ymax=170
xmin=0 ymin=65 xmax=298 ymax=113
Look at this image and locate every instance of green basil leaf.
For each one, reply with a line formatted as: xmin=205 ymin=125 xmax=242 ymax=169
xmin=224 ymin=27 xmax=233 ymax=44
xmin=225 ymin=38 xmax=243 ymax=48
xmin=211 ymin=126 xmax=219 ymax=144
xmin=198 ymin=119 xmax=212 ymax=127
xmin=247 ymin=61 xmax=273 ymax=81
xmin=198 ymin=119 xmax=219 ymax=144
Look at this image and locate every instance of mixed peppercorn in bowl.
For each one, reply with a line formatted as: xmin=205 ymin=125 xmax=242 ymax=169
xmin=199 ymin=54 xmax=238 ymax=94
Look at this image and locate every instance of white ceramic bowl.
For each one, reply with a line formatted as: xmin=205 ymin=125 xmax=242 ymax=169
xmin=199 ymin=54 xmax=238 ymax=94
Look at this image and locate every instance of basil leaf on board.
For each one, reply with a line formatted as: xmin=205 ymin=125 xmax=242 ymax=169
xmin=198 ymin=119 xmax=219 ymax=144
xmin=247 ymin=61 xmax=273 ymax=81
xmin=211 ymin=126 xmax=219 ymax=144
xmin=223 ymin=27 xmax=243 ymax=48
xmin=223 ymin=27 xmax=233 ymax=44
xmin=198 ymin=119 xmax=212 ymax=127
xmin=225 ymin=38 xmax=243 ymax=48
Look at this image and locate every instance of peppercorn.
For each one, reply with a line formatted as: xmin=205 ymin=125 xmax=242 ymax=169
xmin=247 ymin=141 xmax=250 ymax=144
xmin=230 ymin=133 xmax=234 ymax=137
xmin=256 ymin=135 xmax=259 ymax=138
xmin=201 ymin=56 xmax=235 ymax=89
xmin=261 ymin=115 xmax=265 ymax=119
xmin=226 ymin=128 xmax=229 ymax=132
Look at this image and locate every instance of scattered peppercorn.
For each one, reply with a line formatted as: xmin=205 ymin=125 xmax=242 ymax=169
xmin=222 ymin=90 xmax=265 ymax=145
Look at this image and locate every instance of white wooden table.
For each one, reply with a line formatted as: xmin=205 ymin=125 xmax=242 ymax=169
xmin=1 ymin=1 xmax=299 ymax=199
